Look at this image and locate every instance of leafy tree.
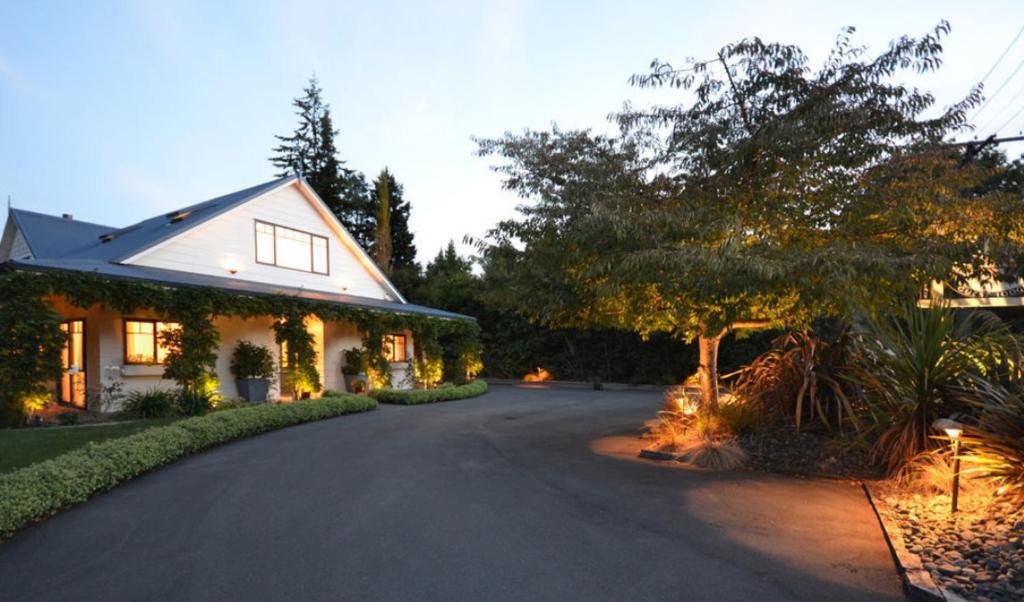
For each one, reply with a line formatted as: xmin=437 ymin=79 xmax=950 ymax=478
xmin=270 ymin=76 xmax=369 ymax=236
xmin=478 ymin=22 xmax=1024 ymax=411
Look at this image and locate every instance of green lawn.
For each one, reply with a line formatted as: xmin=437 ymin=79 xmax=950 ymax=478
xmin=0 ymin=418 xmax=180 ymax=474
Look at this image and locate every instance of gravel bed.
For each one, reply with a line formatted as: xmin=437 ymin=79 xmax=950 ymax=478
xmin=878 ymin=489 xmax=1024 ymax=601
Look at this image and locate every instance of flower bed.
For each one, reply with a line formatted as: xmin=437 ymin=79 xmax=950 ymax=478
xmin=370 ymin=380 xmax=488 ymax=405
xmin=0 ymin=394 xmax=376 ymax=539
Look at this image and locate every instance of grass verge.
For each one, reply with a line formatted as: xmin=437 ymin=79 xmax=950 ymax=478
xmin=0 ymin=417 xmax=181 ymax=474
xmin=370 ymin=380 xmax=488 ymax=405
xmin=0 ymin=394 xmax=375 ymax=539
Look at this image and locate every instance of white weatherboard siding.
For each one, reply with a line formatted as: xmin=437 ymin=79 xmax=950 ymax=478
xmin=129 ymin=183 xmax=396 ymax=301
xmin=0 ymin=221 xmax=32 ymax=261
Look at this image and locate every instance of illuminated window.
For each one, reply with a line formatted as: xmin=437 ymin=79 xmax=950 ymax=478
xmin=125 ymin=320 xmax=180 ymax=364
xmin=254 ymin=220 xmax=329 ymax=275
xmin=60 ymin=320 xmax=86 ymax=407
xmin=384 ymin=335 xmax=407 ymax=363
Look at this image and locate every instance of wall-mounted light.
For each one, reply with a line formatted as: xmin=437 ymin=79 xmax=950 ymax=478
xmin=222 ymin=258 xmax=243 ymax=275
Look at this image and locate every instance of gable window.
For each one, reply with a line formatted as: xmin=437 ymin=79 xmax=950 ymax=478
xmin=255 ymin=220 xmax=329 ymax=275
xmin=125 ymin=320 xmax=181 ymax=364
xmin=384 ymin=334 xmax=407 ymax=363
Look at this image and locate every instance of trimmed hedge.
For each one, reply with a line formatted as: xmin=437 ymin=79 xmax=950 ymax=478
xmin=0 ymin=394 xmax=376 ymax=539
xmin=370 ymin=380 xmax=488 ymax=405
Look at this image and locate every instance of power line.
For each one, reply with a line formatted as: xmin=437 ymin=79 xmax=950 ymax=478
xmin=974 ymin=56 xmax=1024 ymax=119
xmin=995 ymin=104 xmax=1024 ymax=136
xmin=977 ymin=79 xmax=1024 ymax=134
xmin=977 ymin=25 xmax=1024 ymax=87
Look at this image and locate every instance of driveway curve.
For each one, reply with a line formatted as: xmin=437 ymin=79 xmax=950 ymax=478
xmin=0 ymin=385 xmax=903 ymax=601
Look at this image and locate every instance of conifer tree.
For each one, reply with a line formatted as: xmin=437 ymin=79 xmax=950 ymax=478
xmin=372 ymin=169 xmax=393 ymax=272
xmin=270 ymin=76 xmax=368 ymax=234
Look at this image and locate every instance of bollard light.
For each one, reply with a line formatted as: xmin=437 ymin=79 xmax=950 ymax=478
xmin=935 ymin=418 xmax=964 ymax=514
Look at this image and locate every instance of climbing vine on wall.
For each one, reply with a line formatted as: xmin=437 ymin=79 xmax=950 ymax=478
xmin=273 ymin=309 xmax=322 ymax=399
xmin=0 ymin=268 xmax=481 ymax=404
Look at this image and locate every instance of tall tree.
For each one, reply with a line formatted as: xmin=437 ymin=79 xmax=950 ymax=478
xmin=270 ymin=76 xmax=368 ymax=235
xmin=366 ymin=169 xmax=417 ymax=271
xmin=478 ymin=23 xmax=1024 ymax=411
xmin=372 ymin=169 xmax=393 ymax=272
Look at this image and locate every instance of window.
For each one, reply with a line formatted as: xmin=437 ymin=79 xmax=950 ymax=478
xmin=384 ymin=335 xmax=407 ymax=363
xmin=60 ymin=320 xmax=86 ymax=407
xmin=124 ymin=320 xmax=180 ymax=364
xmin=255 ymin=220 xmax=329 ymax=275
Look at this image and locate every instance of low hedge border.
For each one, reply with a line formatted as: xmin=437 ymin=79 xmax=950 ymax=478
xmin=0 ymin=394 xmax=376 ymax=539
xmin=370 ymin=380 xmax=488 ymax=405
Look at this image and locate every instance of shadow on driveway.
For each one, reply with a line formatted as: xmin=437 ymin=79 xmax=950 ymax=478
xmin=0 ymin=384 xmax=903 ymax=601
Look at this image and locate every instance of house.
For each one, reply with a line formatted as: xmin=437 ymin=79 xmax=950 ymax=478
xmin=0 ymin=175 xmax=473 ymax=408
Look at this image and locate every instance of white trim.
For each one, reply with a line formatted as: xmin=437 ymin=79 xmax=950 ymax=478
xmin=292 ymin=179 xmax=407 ymax=303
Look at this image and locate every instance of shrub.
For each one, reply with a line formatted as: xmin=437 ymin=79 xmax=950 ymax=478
xmin=341 ymin=347 xmax=368 ymax=376
xmin=959 ymin=380 xmax=1024 ymax=501
xmin=370 ymin=380 xmax=487 ymax=405
xmin=176 ymin=388 xmax=214 ymax=417
xmin=229 ymin=340 xmax=276 ymax=380
xmin=56 ymin=411 xmax=81 ymax=426
xmin=121 ymin=389 xmax=180 ymax=419
xmin=855 ymin=305 xmax=1021 ymax=475
xmin=0 ymin=394 xmax=376 ymax=539
xmin=732 ymin=325 xmax=862 ymax=432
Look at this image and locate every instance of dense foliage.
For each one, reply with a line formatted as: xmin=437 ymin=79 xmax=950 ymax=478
xmin=370 ymin=380 xmax=487 ymax=405
xmin=475 ymin=22 xmax=1024 ymax=410
xmin=229 ymin=341 xmax=276 ymax=381
xmin=0 ymin=394 xmax=376 ymax=538
xmin=0 ymin=284 xmax=66 ymax=426
xmin=855 ymin=305 xmax=1022 ymax=474
xmin=273 ymin=310 xmax=322 ymax=399
xmin=0 ymin=269 xmax=480 ymax=411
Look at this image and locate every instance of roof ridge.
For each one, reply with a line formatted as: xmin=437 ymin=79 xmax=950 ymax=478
xmin=9 ymin=207 xmax=116 ymax=230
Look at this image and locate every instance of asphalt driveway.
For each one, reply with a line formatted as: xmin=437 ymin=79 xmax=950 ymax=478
xmin=0 ymin=384 xmax=903 ymax=601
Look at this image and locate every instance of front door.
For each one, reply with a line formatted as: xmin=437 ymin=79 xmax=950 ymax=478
xmin=60 ymin=319 xmax=86 ymax=407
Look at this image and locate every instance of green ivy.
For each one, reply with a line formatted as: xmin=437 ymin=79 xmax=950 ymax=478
xmin=273 ymin=310 xmax=321 ymax=398
xmin=0 ymin=269 xmax=481 ymax=401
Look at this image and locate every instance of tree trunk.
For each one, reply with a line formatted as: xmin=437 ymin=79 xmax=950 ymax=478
xmin=697 ymin=334 xmax=721 ymax=412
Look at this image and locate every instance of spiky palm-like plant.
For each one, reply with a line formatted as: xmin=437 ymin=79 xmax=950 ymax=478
xmin=732 ymin=327 xmax=861 ymax=432
xmin=959 ymin=379 xmax=1024 ymax=500
xmin=855 ymin=305 xmax=1021 ymax=475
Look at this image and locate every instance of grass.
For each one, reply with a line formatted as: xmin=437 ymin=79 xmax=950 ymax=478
xmin=0 ymin=418 xmax=180 ymax=473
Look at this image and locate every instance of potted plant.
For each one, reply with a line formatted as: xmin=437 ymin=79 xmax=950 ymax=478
xmin=230 ymin=340 xmax=275 ymax=403
xmin=342 ymin=347 xmax=369 ymax=393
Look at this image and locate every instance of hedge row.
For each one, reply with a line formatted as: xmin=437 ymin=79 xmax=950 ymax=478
xmin=0 ymin=394 xmax=376 ymax=539
xmin=370 ymin=380 xmax=488 ymax=405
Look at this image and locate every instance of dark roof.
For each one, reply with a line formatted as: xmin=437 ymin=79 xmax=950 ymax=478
xmin=8 ymin=209 xmax=116 ymax=259
xmin=2 ymin=176 xmax=473 ymax=321
xmin=6 ymin=258 xmax=473 ymax=321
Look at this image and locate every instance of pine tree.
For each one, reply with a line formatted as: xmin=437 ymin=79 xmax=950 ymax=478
xmin=270 ymin=76 xmax=368 ymax=234
xmin=372 ymin=169 xmax=393 ymax=272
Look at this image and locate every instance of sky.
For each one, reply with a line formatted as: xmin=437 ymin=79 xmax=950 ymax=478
xmin=2 ymin=0 xmax=1024 ymax=265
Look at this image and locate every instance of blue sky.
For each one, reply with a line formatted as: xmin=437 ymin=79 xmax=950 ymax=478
xmin=2 ymin=0 xmax=1023 ymax=263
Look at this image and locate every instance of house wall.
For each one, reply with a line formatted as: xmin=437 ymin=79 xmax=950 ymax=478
xmin=0 ymin=220 xmax=33 ymax=262
xmin=128 ymin=183 xmax=397 ymax=301
xmin=46 ymin=297 xmax=414 ymax=412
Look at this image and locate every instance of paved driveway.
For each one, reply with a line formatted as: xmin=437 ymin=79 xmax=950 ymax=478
xmin=0 ymin=385 xmax=903 ymax=601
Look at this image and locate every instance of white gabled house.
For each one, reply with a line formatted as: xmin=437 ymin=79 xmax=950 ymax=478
xmin=0 ymin=175 xmax=472 ymax=408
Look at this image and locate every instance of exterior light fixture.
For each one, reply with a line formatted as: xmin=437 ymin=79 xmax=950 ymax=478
xmin=934 ymin=418 xmax=964 ymax=513
xmin=223 ymin=258 xmax=243 ymax=275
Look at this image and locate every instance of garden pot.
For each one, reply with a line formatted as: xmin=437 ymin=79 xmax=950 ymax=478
xmin=344 ymin=373 xmax=368 ymax=393
xmin=235 ymin=378 xmax=269 ymax=403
